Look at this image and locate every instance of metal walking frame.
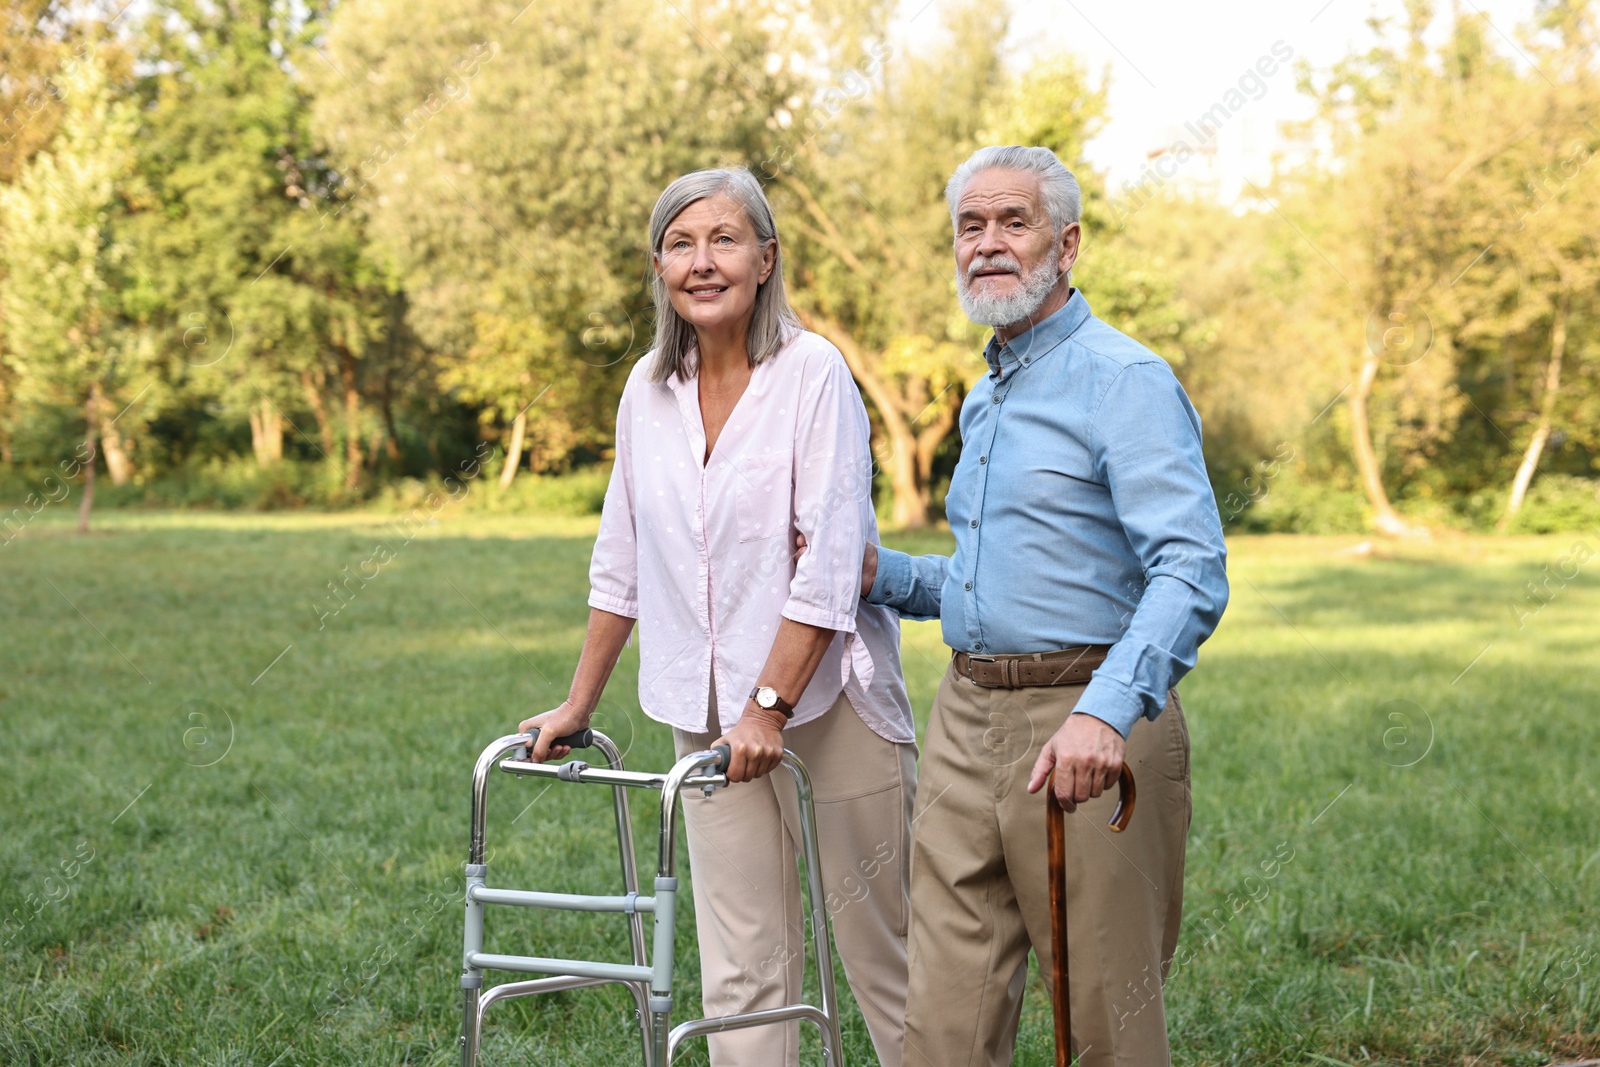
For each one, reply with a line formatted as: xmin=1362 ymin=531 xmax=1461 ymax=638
xmin=458 ymin=727 xmax=848 ymax=1066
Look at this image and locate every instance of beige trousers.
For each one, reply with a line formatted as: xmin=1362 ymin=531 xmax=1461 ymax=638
xmin=902 ymin=663 xmax=1191 ymax=1067
xmin=673 ymin=688 xmax=918 ymax=1067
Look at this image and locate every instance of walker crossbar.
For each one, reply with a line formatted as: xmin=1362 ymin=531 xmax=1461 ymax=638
xmin=458 ymin=728 xmax=847 ymax=1067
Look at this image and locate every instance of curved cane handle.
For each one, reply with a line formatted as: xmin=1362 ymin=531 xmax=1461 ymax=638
xmin=1046 ymin=764 xmax=1137 ymax=832
xmin=1108 ymin=764 xmax=1136 ymax=833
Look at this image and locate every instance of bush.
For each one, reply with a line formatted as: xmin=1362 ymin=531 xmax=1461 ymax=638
xmin=371 ymin=465 xmax=610 ymax=518
xmin=1 ymin=455 xmax=614 ymax=517
xmin=96 ymin=457 xmax=361 ymax=510
xmin=1504 ymin=474 xmax=1600 ymax=534
xmin=474 ymin=466 xmax=610 ymax=516
xmin=1226 ymin=470 xmax=1370 ymax=534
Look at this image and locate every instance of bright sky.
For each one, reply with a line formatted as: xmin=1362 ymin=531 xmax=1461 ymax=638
xmin=902 ymin=0 xmax=1543 ymax=202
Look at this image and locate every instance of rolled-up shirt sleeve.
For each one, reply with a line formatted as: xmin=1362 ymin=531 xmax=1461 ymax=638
xmin=783 ymin=357 xmax=874 ymax=632
xmin=588 ymin=381 xmax=641 ymax=619
xmin=867 ymin=547 xmax=948 ymax=622
xmin=1076 ymin=362 xmax=1230 ymax=737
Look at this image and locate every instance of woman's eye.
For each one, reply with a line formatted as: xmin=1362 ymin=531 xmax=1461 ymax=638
xmin=672 ymin=240 xmax=689 ymax=250
xmin=716 ymin=234 xmax=734 ymax=245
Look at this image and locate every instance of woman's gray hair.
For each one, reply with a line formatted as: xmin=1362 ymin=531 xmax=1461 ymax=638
xmin=646 ymin=167 xmax=800 ymax=383
xmin=944 ymin=146 xmax=1082 ymax=235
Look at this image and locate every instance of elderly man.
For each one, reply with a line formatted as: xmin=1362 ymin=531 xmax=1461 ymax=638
xmin=864 ymin=146 xmax=1229 ymax=1066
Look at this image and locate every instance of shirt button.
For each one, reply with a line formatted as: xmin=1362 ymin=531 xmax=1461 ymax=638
xmin=969 ymin=519 xmax=979 ymax=528
xmin=1022 ymin=356 xmax=1031 ymax=365
xmin=992 ymin=394 xmax=1002 ymax=404
xmin=964 ymin=581 xmax=973 ymax=591
xmin=973 ymin=642 xmax=984 ymax=652
xmin=979 ymin=455 xmax=987 ymax=464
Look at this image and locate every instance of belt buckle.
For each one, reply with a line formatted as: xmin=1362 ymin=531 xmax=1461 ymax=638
xmin=962 ymin=653 xmax=1004 ymax=689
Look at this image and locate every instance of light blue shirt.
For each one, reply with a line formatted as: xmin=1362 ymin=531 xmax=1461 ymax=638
xmin=867 ymin=290 xmax=1229 ymax=738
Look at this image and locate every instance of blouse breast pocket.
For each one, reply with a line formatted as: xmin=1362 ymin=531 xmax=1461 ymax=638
xmin=732 ymin=452 xmax=793 ymax=543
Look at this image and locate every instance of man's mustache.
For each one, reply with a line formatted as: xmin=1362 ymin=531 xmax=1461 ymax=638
xmin=966 ymin=255 xmax=1022 ymax=278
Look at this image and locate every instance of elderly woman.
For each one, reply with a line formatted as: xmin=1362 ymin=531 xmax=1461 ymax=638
xmin=519 ymin=166 xmax=916 ymax=1067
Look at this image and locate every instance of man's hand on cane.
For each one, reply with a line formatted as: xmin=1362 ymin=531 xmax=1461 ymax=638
xmin=1027 ymin=713 xmax=1127 ymax=812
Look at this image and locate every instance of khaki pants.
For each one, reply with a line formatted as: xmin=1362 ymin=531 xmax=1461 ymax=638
xmin=902 ymin=663 xmax=1191 ymax=1067
xmin=673 ymin=689 xmax=918 ymax=1067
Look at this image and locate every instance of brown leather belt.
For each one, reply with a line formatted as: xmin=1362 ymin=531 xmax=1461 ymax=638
xmin=951 ymin=645 xmax=1112 ymax=689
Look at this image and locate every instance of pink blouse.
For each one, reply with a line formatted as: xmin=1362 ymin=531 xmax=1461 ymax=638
xmin=587 ymin=329 xmax=915 ymax=744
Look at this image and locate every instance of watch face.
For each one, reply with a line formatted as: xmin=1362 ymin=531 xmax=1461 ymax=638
xmin=756 ymin=687 xmax=778 ymax=708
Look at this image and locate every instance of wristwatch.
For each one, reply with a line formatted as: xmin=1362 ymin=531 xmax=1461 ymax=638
xmin=749 ymin=685 xmax=796 ymax=720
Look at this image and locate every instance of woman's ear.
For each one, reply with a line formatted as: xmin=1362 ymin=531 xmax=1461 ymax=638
xmin=758 ymin=238 xmax=777 ymax=285
xmin=652 ymin=251 xmax=666 ymax=280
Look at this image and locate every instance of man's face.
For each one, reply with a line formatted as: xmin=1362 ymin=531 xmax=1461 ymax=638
xmin=952 ymin=168 xmax=1079 ymax=328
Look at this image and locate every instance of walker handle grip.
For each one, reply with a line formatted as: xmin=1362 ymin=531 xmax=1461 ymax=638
xmin=709 ymin=745 xmax=732 ymax=776
xmin=514 ymin=728 xmax=594 ymax=761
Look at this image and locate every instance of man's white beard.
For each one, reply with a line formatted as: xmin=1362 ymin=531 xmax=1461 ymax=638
xmin=956 ymin=254 xmax=1062 ymax=328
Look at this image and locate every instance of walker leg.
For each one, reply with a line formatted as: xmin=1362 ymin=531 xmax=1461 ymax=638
xmin=785 ymin=755 xmax=847 ymax=1065
xmin=460 ymin=980 xmax=482 ymax=1066
xmin=593 ymin=733 xmax=653 ymax=1064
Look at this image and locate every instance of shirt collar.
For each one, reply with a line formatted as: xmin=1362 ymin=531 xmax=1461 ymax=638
xmin=664 ymin=346 xmax=699 ymax=394
xmin=982 ymin=288 xmax=1091 ymax=378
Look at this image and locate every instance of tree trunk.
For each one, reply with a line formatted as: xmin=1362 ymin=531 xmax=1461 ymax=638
xmin=1500 ymin=294 xmax=1568 ymax=527
xmin=798 ymin=310 xmax=931 ymax=527
xmin=99 ymin=415 xmax=134 ymax=486
xmin=248 ymin=397 xmax=284 ymax=466
xmin=1347 ymin=351 xmax=1418 ymax=538
xmin=340 ymin=350 xmax=363 ymax=490
xmin=301 ymin=369 xmax=335 ymax=459
xmin=914 ymin=400 xmax=958 ymax=496
xmin=380 ymin=378 xmax=402 ymax=464
xmin=499 ymin=404 xmax=527 ymax=490
xmin=77 ymin=386 xmax=99 ymax=535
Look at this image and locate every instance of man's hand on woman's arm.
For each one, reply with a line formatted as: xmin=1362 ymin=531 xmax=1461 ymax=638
xmin=794 ymin=534 xmax=878 ymax=599
xmin=519 ymin=607 xmax=636 ymax=762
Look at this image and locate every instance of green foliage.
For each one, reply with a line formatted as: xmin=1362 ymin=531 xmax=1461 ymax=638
xmin=0 ymin=41 xmax=145 ymax=415
xmin=1503 ymin=474 xmax=1600 ymax=533
xmin=374 ymin=466 xmax=611 ymax=518
xmin=3 ymin=1 xmax=1600 ymax=532
xmin=310 ymin=0 xmax=803 ymax=471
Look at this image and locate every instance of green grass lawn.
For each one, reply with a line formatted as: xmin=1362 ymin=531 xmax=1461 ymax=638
xmin=2 ymin=510 xmax=1597 ymax=1066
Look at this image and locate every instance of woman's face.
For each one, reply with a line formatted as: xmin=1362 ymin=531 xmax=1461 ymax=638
xmin=654 ymin=193 xmax=776 ymax=340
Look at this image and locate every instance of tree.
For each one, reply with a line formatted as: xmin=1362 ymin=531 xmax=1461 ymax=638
xmin=311 ymin=0 xmax=803 ymax=486
xmin=127 ymin=0 xmax=395 ymax=489
xmin=775 ymin=1 xmax=1007 ymax=527
xmin=778 ymin=6 xmax=1201 ymax=527
xmin=1492 ymin=1 xmax=1600 ymax=524
xmin=0 ymin=39 xmax=145 ymax=529
xmin=1 ymin=3 xmax=110 ymax=466
xmin=1292 ymin=1 xmax=1526 ymax=536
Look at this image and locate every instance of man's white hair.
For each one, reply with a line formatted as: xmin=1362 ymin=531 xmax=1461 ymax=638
xmin=944 ymin=145 xmax=1082 ymax=234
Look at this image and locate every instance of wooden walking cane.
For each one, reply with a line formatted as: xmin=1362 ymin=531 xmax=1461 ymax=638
xmin=1046 ymin=764 xmax=1136 ymax=1067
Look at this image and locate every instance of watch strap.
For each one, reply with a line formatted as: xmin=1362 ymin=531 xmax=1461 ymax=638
xmin=749 ymin=685 xmax=796 ymax=719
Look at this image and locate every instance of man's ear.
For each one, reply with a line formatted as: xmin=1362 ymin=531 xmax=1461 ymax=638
xmin=1057 ymin=223 xmax=1082 ymax=275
